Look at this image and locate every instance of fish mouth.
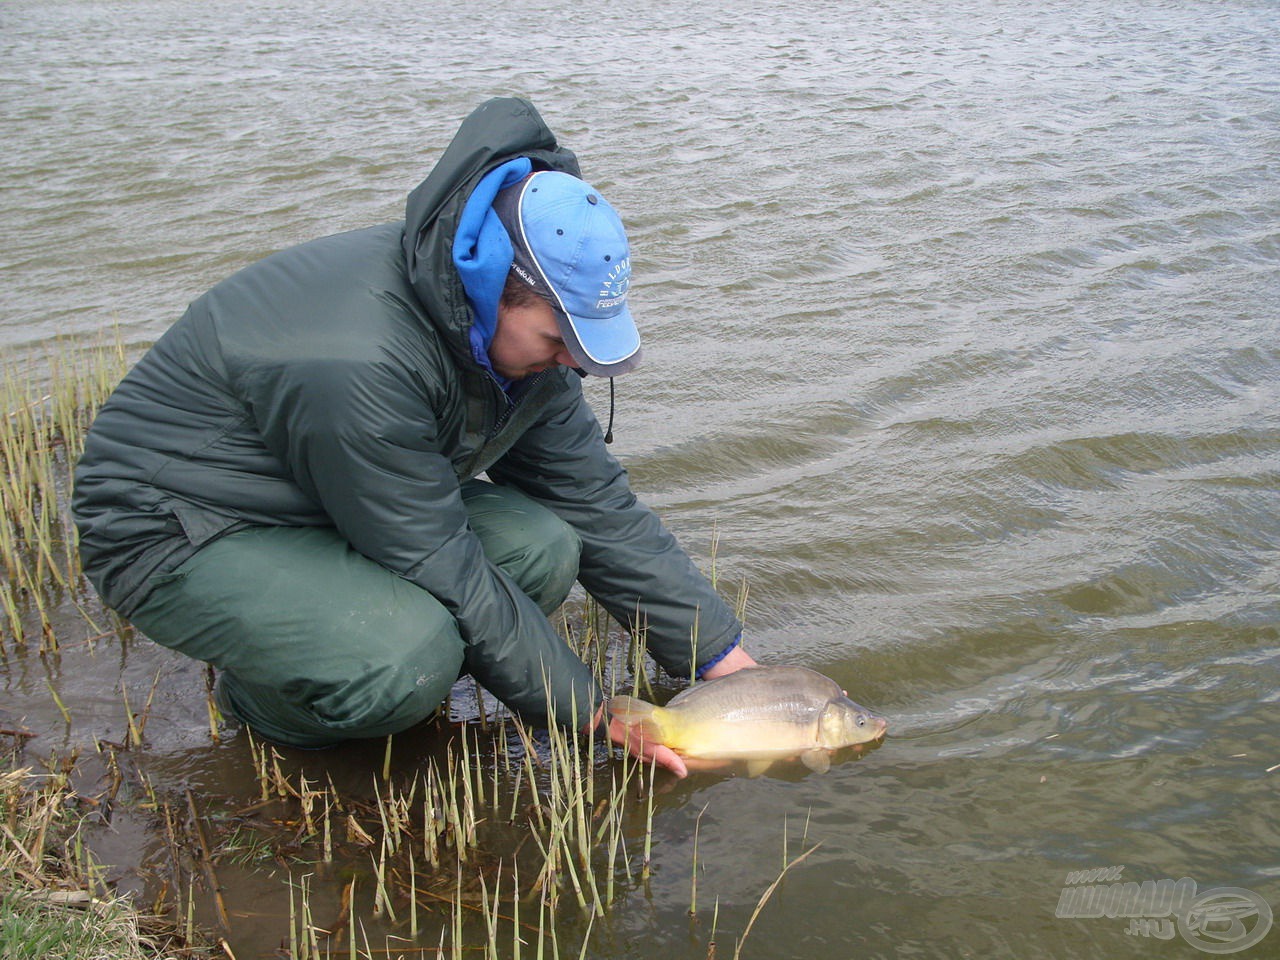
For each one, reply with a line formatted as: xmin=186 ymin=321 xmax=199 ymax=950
xmin=850 ymin=719 xmax=889 ymax=751
xmin=855 ymin=715 xmax=889 ymax=744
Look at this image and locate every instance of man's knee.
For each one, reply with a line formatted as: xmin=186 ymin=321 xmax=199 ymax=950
xmin=220 ymin=636 xmax=465 ymax=747
xmin=462 ymin=481 xmax=582 ymax=613
xmin=308 ymin=646 xmax=464 ymax=735
xmin=517 ymin=510 xmax=582 ymax=613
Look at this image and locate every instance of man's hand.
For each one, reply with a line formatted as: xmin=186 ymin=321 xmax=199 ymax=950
xmin=581 ymin=706 xmax=688 ymax=777
xmin=698 ymin=643 xmax=758 ymax=679
xmin=611 ymin=713 xmax=690 ymax=777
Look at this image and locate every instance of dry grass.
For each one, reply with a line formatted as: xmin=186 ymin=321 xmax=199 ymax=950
xmin=0 ymin=763 xmax=214 ymax=959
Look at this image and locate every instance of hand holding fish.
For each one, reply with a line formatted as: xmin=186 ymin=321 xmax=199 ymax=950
xmin=611 ymin=715 xmax=690 ymax=777
xmin=595 ymin=705 xmax=754 ymax=777
xmin=582 ymin=704 xmax=693 ymax=776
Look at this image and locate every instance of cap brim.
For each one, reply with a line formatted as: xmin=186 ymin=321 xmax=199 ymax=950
xmin=556 ymin=305 xmax=643 ymax=377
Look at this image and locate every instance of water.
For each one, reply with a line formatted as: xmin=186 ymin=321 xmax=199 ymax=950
xmin=3 ymin=0 xmax=1279 ymax=956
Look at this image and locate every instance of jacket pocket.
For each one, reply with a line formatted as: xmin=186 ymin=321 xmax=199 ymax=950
xmin=170 ymin=501 xmax=241 ymax=547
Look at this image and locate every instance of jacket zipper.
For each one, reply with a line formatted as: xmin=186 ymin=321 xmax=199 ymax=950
xmin=487 ymin=369 xmax=547 ymax=438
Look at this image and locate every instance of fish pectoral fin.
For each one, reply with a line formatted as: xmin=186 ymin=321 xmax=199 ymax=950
xmin=744 ymin=759 xmax=773 ymax=778
xmin=800 ymin=750 xmax=831 ymax=774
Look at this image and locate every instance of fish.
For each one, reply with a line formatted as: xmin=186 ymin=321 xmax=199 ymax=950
xmin=608 ymin=665 xmax=887 ymax=776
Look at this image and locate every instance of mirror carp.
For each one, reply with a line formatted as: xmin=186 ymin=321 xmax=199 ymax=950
xmin=608 ymin=664 xmax=887 ymax=776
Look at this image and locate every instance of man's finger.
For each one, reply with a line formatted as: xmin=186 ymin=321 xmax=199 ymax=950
xmin=652 ymin=745 xmax=688 ymax=778
xmin=609 ymin=719 xmax=687 ymax=778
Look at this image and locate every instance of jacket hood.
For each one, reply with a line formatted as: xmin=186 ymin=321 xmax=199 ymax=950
xmin=403 ymin=97 xmax=580 ymax=361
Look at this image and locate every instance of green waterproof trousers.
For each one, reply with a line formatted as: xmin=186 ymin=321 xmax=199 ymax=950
xmin=128 ymin=480 xmax=582 ymax=748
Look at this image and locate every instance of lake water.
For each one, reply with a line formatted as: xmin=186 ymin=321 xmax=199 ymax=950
xmin=3 ymin=0 xmax=1279 ymax=957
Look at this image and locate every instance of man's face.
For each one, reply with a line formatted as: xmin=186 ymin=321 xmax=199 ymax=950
xmin=489 ymin=297 xmax=577 ymax=380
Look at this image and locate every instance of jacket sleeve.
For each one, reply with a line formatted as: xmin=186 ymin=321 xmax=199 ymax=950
xmin=488 ymin=374 xmax=742 ymax=679
xmin=238 ymin=351 xmax=601 ymax=728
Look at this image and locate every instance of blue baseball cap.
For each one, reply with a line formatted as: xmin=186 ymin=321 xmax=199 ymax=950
xmin=492 ymin=171 xmax=642 ymax=377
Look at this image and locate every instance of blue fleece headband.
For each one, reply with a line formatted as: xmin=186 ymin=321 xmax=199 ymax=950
xmin=452 ymin=157 xmax=534 ymax=379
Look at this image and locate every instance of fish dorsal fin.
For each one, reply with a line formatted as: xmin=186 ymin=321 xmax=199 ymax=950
xmin=800 ymin=750 xmax=831 ymax=774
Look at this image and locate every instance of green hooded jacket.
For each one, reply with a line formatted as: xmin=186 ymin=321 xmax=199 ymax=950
xmin=72 ymin=98 xmax=742 ymax=727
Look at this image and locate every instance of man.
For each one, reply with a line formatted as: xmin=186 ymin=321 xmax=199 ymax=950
xmin=73 ymin=97 xmax=754 ymax=775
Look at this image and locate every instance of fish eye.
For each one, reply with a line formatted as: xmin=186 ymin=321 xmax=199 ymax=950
xmin=856 ymin=715 xmax=866 ymax=727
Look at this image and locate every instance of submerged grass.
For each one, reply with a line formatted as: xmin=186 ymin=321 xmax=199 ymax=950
xmin=0 ymin=335 xmax=130 ymax=652
xmin=0 ymin=343 xmax=816 ymax=960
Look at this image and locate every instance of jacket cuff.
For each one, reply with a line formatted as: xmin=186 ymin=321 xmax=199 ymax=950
xmin=694 ymin=632 xmax=741 ymax=679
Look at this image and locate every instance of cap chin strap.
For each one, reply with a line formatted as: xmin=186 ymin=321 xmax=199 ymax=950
xmin=572 ymin=368 xmax=615 ymax=445
xmin=604 ymin=377 xmax=615 ymax=445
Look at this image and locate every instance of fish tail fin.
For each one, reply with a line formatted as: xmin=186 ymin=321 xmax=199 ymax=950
xmin=608 ymin=696 xmax=665 ymax=742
